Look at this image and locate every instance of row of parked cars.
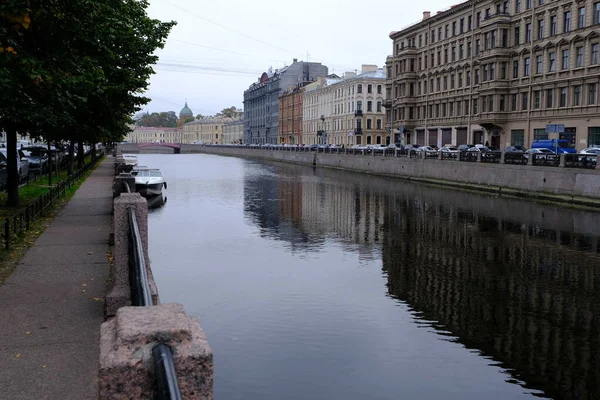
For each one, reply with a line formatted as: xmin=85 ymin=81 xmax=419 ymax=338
xmin=0 ymin=141 xmax=99 ymax=189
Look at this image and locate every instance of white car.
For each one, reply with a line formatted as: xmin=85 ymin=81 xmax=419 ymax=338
xmin=580 ymin=147 xmax=600 ymax=155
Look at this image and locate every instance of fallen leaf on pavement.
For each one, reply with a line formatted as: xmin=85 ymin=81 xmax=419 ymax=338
xmin=25 ymin=331 xmax=31 ymax=335
xmin=15 ymin=354 xmax=21 ymax=358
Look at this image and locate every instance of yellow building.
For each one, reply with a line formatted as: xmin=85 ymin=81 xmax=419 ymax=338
xmin=126 ymin=127 xmax=183 ymax=143
xmin=183 ymin=117 xmax=240 ymax=144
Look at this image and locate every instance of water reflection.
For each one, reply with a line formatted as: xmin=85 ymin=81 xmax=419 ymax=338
xmin=244 ymin=160 xmax=600 ymax=400
xmin=146 ymin=194 xmax=167 ymax=211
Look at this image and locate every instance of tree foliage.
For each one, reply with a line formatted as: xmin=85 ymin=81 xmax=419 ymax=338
xmin=216 ymin=106 xmax=242 ymax=119
xmin=0 ymin=0 xmax=175 ymax=206
xmin=135 ymin=111 xmax=178 ymax=127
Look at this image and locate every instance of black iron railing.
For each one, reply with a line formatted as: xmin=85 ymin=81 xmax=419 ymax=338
xmin=126 ymin=194 xmax=181 ymax=400
xmin=2 ymin=149 xmax=107 ymax=250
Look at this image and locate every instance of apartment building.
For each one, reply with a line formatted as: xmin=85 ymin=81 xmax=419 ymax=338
xmin=278 ymin=83 xmax=307 ymax=144
xmin=127 ymin=127 xmax=183 ymax=143
xmin=183 ymin=117 xmax=239 ymax=144
xmin=303 ymin=66 xmax=389 ymax=146
xmin=388 ymin=0 xmax=600 ymax=150
xmin=243 ymin=60 xmax=328 ymax=144
xmin=222 ymin=119 xmax=244 ymax=144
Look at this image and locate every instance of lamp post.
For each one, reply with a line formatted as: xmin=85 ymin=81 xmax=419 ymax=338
xmin=319 ymin=115 xmax=326 ymax=145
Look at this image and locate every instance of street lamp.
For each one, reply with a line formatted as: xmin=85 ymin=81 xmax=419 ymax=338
xmin=319 ymin=115 xmax=326 ymax=145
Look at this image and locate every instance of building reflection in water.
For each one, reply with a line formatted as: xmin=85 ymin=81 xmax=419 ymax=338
xmin=243 ymin=160 xmax=600 ymax=400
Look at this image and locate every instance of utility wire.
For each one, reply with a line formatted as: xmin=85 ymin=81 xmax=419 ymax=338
xmin=167 ymin=39 xmax=286 ymax=64
xmin=158 ymin=0 xmax=358 ymax=72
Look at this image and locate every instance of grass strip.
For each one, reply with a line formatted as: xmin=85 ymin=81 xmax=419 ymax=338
xmin=0 ymin=155 xmax=105 ymax=285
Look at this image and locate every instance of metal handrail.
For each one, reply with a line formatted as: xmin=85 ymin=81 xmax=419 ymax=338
xmin=127 ymin=206 xmax=152 ymax=307
xmin=153 ymin=344 xmax=183 ymax=400
xmin=127 ymin=206 xmax=182 ymax=399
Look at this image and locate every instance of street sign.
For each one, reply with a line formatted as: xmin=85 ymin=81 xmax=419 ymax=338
xmin=545 ymin=124 xmax=565 ymax=133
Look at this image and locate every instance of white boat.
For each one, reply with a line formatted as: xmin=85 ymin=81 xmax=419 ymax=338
xmin=132 ymin=168 xmax=167 ymax=196
xmin=123 ymin=155 xmax=138 ymax=167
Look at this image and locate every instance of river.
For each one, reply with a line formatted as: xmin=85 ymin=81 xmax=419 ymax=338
xmin=138 ymin=153 xmax=600 ymax=400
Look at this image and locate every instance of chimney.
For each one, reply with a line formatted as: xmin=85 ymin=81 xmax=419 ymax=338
xmin=423 ymin=11 xmax=431 ymax=20
xmin=293 ymin=58 xmax=298 ymax=63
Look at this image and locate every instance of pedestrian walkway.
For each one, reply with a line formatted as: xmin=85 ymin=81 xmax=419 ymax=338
xmin=0 ymin=157 xmax=113 ymax=400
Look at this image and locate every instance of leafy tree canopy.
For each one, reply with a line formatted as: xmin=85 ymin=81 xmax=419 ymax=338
xmin=136 ymin=111 xmax=178 ymax=127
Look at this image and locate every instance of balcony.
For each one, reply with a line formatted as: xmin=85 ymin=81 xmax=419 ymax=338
xmin=480 ymin=12 xmax=511 ymax=28
xmin=478 ymin=47 xmax=512 ymax=60
xmin=477 ymin=79 xmax=511 ymax=92
xmin=355 ymin=110 xmax=363 ymax=117
xmin=383 ymin=99 xmax=393 ymax=108
xmin=393 ymin=71 xmax=417 ymax=82
xmin=395 ymin=45 xmax=418 ymax=57
xmin=473 ymin=112 xmax=509 ymax=125
xmin=355 ymin=128 xmax=363 ymax=135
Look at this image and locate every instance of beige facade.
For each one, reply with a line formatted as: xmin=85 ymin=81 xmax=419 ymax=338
xmin=183 ymin=117 xmax=240 ymax=144
xmin=126 ymin=127 xmax=183 ymax=143
xmin=389 ymin=0 xmax=600 ymax=150
xmin=222 ymin=119 xmax=244 ymax=144
xmin=303 ymin=66 xmax=389 ymax=146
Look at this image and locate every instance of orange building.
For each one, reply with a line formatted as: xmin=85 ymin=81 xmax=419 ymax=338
xmin=278 ymin=84 xmax=305 ymax=145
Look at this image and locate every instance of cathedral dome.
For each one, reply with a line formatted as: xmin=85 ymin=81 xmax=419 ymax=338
xmin=180 ymin=102 xmax=193 ymax=119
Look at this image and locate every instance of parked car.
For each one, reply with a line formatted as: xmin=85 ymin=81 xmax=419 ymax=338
xmin=580 ymin=147 xmax=600 ymax=155
xmin=458 ymin=144 xmax=476 ymax=151
xmin=439 ymin=146 xmax=460 ymax=157
xmin=387 ymin=143 xmax=404 ymax=150
xmin=505 ymin=145 xmax=527 ymax=152
xmin=416 ymin=146 xmax=438 ymax=157
xmin=0 ymin=148 xmax=29 ymax=182
xmin=21 ymin=147 xmax=49 ymax=174
xmin=524 ymin=148 xmax=556 ymax=159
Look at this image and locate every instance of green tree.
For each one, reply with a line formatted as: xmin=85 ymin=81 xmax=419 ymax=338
xmin=0 ymin=0 xmax=175 ymax=206
xmin=216 ymin=106 xmax=241 ymax=118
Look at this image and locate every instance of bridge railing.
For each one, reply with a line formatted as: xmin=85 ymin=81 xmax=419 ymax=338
xmin=100 ymin=150 xmax=213 ymax=400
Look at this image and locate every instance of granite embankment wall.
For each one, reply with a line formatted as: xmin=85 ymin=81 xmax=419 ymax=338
xmin=179 ymin=145 xmax=600 ymax=207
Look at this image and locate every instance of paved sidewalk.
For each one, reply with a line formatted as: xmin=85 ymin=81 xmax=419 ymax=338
xmin=0 ymin=158 xmax=113 ymax=400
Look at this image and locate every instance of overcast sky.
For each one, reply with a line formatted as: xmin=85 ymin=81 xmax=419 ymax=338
xmin=144 ymin=0 xmax=455 ymax=116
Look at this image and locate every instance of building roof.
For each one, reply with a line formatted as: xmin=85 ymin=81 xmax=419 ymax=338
xmin=134 ymin=126 xmax=182 ymax=131
xmin=184 ymin=116 xmax=241 ymax=126
xmin=180 ymin=102 xmax=193 ymax=118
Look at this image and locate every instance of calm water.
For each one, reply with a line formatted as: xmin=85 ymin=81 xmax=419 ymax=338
xmin=138 ymin=153 xmax=600 ymax=400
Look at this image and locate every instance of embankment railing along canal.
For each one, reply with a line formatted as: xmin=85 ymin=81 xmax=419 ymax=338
xmin=2 ymin=150 xmax=108 ymax=250
xmin=124 ymin=180 xmax=182 ymax=400
xmin=205 ymin=144 xmax=600 ymax=170
xmin=100 ymin=154 xmax=212 ymax=399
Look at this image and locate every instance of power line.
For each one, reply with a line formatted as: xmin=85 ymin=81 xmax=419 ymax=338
xmin=158 ymin=0 xmax=358 ymax=72
xmin=156 ymin=61 xmax=262 ymax=75
xmin=167 ymin=39 xmax=286 ymax=64
xmin=159 ymin=0 xmax=294 ymax=55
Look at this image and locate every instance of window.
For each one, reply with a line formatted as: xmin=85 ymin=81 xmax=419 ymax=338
xmin=473 ymin=99 xmax=478 ymax=114
xmin=488 ymin=96 xmax=494 ymax=112
xmin=357 ymin=100 xmax=362 ymax=110
xmin=526 ymin=23 xmax=532 ymax=42
xmin=534 ymin=128 xmax=548 ymax=141
xmin=534 ymin=90 xmax=541 ymax=108
xmin=560 ymin=87 xmax=567 ymax=107
xmin=357 ymin=84 xmax=362 ymax=93
xmin=550 ymin=15 xmax=557 ymax=35
xmin=468 ymin=15 xmax=472 ymax=31
xmin=515 ymin=0 xmax=521 ymax=13
xmin=511 ymin=93 xmax=518 ymax=111
xmin=546 ymin=88 xmax=553 ymax=108
xmin=592 ymin=43 xmax=599 ymax=64
xmin=513 ymin=60 xmax=519 ymax=78
xmin=536 ymin=55 xmax=543 ymax=73
xmin=578 ymin=7 xmax=586 ymax=29
xmin=500 ymin=94 xmax=505 ymax=111
xmin=595 ymin=2 xmax=600 ymax=24
xmin=502 ymin=29 xmax=509 ymax=47
xmin=501 ymin=62 xmax=507 ymax=79
xmin=538 ymin=19 xmax=544 ymax=40
xmin=460 ymin=18 xmax=464 ymax=33
xmin=562 ymin=49 xmax=569 ymax=69
xmin=376 ymin=119 xmax=382 ymax=130
xmin=367 ymin=101 xmax=373 ymax=112
xmin=376 ymin=101 xmax=382 ymax=112
xmin=490 ymin=63 xmax=496 ymax=80
xmin=590 ymin=83 xmax=597 ymax=105
xmin=549 ymin=52 xmax=556 ymax=72
xmin=511 ymin=130 xmax=525 ymax=146
xmin=576 ymin=46 xmax=584 ymax=67
xmin=589 ymin=127 xmax=600 ymax=146
xmin=451 ymin=74 xmax=455 ymax=89
xmin=377 ymin=85 xmax=382 ymax=94
xmin=526 ymin=0 xmax=532 ymax=9
xmin=452 ymin=22 xmax=457 ymax=36
xmin=522 ymin=92 xmax=529 ymax=110
xmin=573 ymin=85 xmax=581 ymax=106
xmin=452 ymin=46 xmax=456 ymax=61
xmin=564 ymin=11 xmax=571 ymax=33
xmin=458 ymin=72 xmax=463 ymax=87
xmin=524 ymin=57 xmax=531 ymax=76
xmin=459 ymin=44 xmax=464 ymax=59
xmin=482 ymin=96 xmax=487 ymax=113
xmin=367 ymin=119 xmax=372 ymax=130
xmin=367 ymin=84 xmax=372 ymax=94
xmin=514 ymin=26 xmax=520 ymax=45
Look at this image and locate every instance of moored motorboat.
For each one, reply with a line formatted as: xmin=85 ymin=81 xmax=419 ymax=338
xmin=132 ymin=168 xmax=167 ymax=197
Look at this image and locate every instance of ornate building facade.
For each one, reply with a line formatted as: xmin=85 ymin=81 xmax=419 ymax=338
xmin=303 ymin=66 xmax=389 ymax=146
xmin=388 ymin=0 xmax=600 ymax=150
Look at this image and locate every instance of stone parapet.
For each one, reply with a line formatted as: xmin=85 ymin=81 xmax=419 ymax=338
xmin=99 ymin=304 xmax=213 ymax=400
xmin=106 ymin=192 xmax=159 ymax=317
